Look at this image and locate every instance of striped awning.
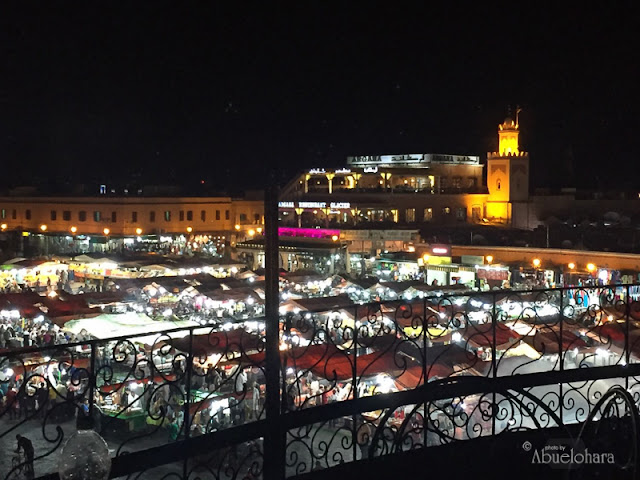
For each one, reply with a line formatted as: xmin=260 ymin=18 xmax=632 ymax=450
xmin=427 ymin=265 xmax=459 ymax=272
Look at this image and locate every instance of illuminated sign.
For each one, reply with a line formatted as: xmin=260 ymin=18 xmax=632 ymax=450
xmin=308 ymin=168 xmax=326 ymax=174
xmin=279 ymin=201 xmax=351 ymax=210
xmin=348 ymin=154 xmax=480 ymax=167
xmin=431 ymin=245 xmax=451 ymax=256
xmin=335 ymin=168 xmax=351 ymax=174
xmin=329 ymin=202 xmax=350 ymax=209
xmin=363 ymin=166 xmax=378 ymax=173
xmin=298 ymin=202 xmax=326 ymax=209
xmin=278 ymin=227 xmax=340 ymax=239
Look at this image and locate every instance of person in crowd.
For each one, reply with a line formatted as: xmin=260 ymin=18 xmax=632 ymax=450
xmin=36 ymin=383 xmax=49 ymax=419
xmin=166 ymin=415 xmax=180 ymax=441
xmin=15 ymin=434 xmax=35 ymax=478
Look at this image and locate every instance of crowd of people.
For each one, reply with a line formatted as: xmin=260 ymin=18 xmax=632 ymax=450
xmin=0 ymin=316 xmax=87 ymax=350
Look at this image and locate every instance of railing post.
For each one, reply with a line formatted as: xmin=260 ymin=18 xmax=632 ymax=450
xmin=352 ymin=303 xmax=359 ymax=462
xmin=182 ymin=328 xmax=194 ymax=478
xmin=264 ymin=183 xmax=285 ymax=479
xmin=422 ymin=296 xmax=428 ymax=448
xmin=88 ymin=341 xmax=96 ymax=421
xmin=625 ymin=284 xmax=631 ymax=390
xmin=491 ymin=291 xmax=497 ymax=436
xmin=558 ymin=288 xmax=564 ymax=427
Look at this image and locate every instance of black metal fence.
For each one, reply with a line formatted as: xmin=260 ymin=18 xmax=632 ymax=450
xmin=3 ymin=284 xmax=640 ymax=478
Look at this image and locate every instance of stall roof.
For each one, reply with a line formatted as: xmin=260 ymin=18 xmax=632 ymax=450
xmin=463 ymin=322 xmax=520 ymax=349
xmin=72 ymin=254 xmax=117 ymax=264
xmin=63 ymin=312 xmax=198 ymax=339
xmin=74 ymin=291 xmax=136 ymax=306
xmin=282 ymin=294 xmax=354 ymax=313
xmin=523 ymin=326 xmax=588 ymax=354
xmin=171 ymin=328 xmax=263 ymax=356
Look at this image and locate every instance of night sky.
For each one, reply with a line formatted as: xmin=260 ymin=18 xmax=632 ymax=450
xmin=1 ymin=3 xmax=638 ymax=193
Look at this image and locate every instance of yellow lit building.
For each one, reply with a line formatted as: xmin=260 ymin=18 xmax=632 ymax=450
xmin=280 ymin=114 xmax=531 ymax=227
xmin=485 ymin=111 xmax=530 ymax=224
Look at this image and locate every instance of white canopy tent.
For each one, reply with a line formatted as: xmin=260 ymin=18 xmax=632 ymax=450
xmin=63 ymin=312 xmax=199 ymax=339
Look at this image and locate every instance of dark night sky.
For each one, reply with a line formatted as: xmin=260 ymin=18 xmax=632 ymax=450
xmin=1 ymin=3 xmax=638 ymax=192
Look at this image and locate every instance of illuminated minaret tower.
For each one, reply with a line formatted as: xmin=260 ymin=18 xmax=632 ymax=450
xmin=486 ymin=107 xmax=530 ymax=223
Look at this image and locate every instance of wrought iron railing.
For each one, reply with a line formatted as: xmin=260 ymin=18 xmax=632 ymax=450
xmin=3 ymin=284 xmax=640 ymax=478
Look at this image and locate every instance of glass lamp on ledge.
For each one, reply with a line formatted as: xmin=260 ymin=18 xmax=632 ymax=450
xmin=58 ymin=414 xmax=111 ymax=480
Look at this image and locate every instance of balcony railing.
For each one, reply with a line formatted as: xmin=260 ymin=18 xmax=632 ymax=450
xmin=3 ymin=284 xmax=640 ymax=478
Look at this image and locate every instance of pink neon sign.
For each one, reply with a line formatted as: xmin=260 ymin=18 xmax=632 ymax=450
xmin=278 ymin=227 xmax=340 ymax=239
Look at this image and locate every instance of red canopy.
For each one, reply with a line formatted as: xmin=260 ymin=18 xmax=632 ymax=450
xmin=525 ymin=327 xmax=587 ymax=354
xmin=393 ymin=363 xmax=457 ymax=390
xmin=463 ymin=323 xmax=519 ymax=349
xmin=172 ymin=329 xmax=264 ymax=357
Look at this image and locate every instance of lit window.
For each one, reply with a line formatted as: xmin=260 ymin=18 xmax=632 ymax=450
xmin=443 ymin=207 xmax=451 ymax=214
xmin=164 ymin=211 xmax=171 ymax=222
xmin=423 ymin=208 xmax=433 ymax=221
xmin=405 ymin=208 xmax=416 ymax=223
xmin=93 ymin=211 xmax=101 ymax=222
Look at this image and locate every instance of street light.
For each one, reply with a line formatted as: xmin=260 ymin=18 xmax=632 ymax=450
xmin=248 ymin=229 xmax=256 ymax=237
xmin=587 ymin=263 xmax=596 ymax=273
xmin=186 ymin=226 xmax=193 ymax=233
xmin=103 ymin=228 xmax=110 ymax=236
xmin=422 ymin=253 xmax=430 ymax=263
xmin=257 ymin=227 xmax=263 ymax=234
xmin=486 ymin=255 xmax=493 ymax=264
xmin=532 ymin=258 xmax=541 ymax=268
xmin=135 ymin=228 xmax=143 ymax=235
xmin=1 ymin=223 xmax=7 ymax=231
xmin=70 ymin=226 xmax=77 ymax=234
xmin=234 ymin=224 xmax=241 ymax=231
xmin=40 ymin=224 xmax=47 ymax=232
xmin=568 ymin=262 xmax=576 ymax=270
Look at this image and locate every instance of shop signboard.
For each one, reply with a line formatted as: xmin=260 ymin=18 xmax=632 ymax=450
xmin=430 ymin=244 xmax=451 ymax=256
xmin=461 ymin=255 xmax=484 ymax=266
xmin=477 ymin=267 xmax=509 ymax=281
xmin=340 ymin=229 xmax=418 ymax=241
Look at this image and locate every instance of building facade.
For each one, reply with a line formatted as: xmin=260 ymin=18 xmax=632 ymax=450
xmin=278 ymin=113 xmax=564 ymax=229
xmin=0 ymin=196 xmax=264 ymax=237
xmin=279 ymin=152 xmax=491 ymax=228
